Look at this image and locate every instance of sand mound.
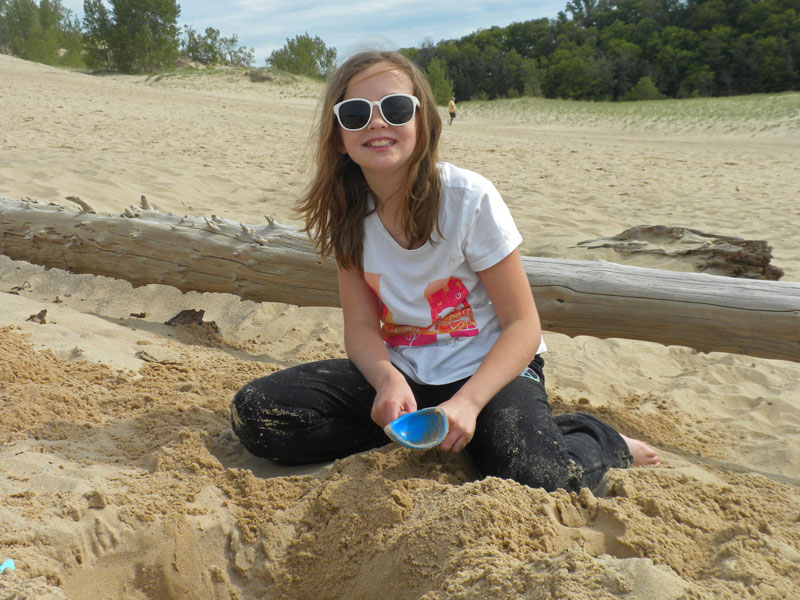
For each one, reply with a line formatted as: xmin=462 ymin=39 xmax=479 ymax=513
xmin=1 ymin=313 xmax=798 ymax=599
xmin=1 ymin=54 xmax=799 ymax=599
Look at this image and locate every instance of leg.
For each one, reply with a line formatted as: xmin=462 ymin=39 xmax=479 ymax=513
xmin=465 ymin=357 xmax=633 ymax=493
xmin=230 ymin=359 xmax=388 ymax=465
xmin=551 ymin=412 xmax=634 ymax=491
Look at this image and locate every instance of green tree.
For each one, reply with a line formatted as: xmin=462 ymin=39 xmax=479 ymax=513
xmin=680 ymin=63 xmax=715 ymax=96
xmin=83 ymin=0 xmax=180 ymax=73
xmin=82 ymin=0 xmax=113 ymax=70
xmin=179 ymin=25 xmax=253 ymax=67
xmin=543 ymin=42 xmax=609 ymax=99
xmin=399 ymin=0 xmax=798 ymax=101
xmin=112 ymin=0 xmax=180 ymax=72
xmin=51 ymin=1 xmax=83 ymax=67
xmin=219 ymin=32 xmax=253 ymax=67
xmin=566 ymin=0 xmax=598 ymax=27
xmin=606 ymin=38 xmax=642 ymax=98
xmin=451 ymin=41 xmax=488 ymax=99
xmin=425 ymin=58 xmax=453 ymax=104
xmin=505 ymin=18 xmax=556 ymax=57
xmin=757 ymin=34 xmax=795 ymax=91
xmin=268 ymin=32 xmax=336 ymax=79
xmin=519 ymin=57 xmax=543 ymax=96
xmin=0 ymin=0 xmax=82 ymax=66
xmin=691 ymin=0 xmax=727 ymax=30
xmin=622 ymin=75 xmax=666 ymax=100
xmin=0 ymin=0 xmax=51 ymax=61
xmin=182 ymin=25 xmax=222 ymax=64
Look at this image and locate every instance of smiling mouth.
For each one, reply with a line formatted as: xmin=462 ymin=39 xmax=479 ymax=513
xmin=365 ymin=139 xmax=395 ymax=147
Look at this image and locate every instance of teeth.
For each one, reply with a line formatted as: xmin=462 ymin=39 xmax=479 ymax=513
xmin=367 ymin=139 xmax=394 ymax=147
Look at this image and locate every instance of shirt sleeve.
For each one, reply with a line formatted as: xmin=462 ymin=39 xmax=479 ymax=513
xmin=462 ymin=180 xmax=522 ymax=272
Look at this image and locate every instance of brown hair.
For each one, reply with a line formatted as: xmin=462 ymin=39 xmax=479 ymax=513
xmin=297 ymin=50 xmax=442 ymax=271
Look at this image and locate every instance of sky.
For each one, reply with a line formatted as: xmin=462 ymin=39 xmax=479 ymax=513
xmin=60 ymin=1 xmax=567 ymax=65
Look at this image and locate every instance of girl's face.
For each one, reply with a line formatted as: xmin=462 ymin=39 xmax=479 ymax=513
xmin=338 ymin=61 xmax=418 ymax=186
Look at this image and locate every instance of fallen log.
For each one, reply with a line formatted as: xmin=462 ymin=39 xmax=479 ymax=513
xmin=1 ymin=196 xmax=799 ymax=362
xmin=0 ymin=196 xmax=340 ymax=306
xmin=525 ymin=258 xmax=799 ymax=362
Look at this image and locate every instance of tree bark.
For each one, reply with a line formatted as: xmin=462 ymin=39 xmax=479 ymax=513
xmin=2 ymin=197 xmax=799 ymax=362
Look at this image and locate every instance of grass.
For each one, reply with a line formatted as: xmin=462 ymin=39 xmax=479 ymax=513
xmin=137 ymin=64 xmax=799 ymax=135
xmin=144 ymin=65 xmax=253 ymax=83
xmin=141 ymin=65 xmax=290 ymax=86
xmin=140 ymin=65 xmax=325 ymax=99
xmin=463 ymin=92 xmax=800 ymax=135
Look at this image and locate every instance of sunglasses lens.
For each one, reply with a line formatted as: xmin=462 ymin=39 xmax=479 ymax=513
xmin=337 ymin=100 xmax=370 ymax=130
xmin=381 ymin=95 xmax=415 ymax=125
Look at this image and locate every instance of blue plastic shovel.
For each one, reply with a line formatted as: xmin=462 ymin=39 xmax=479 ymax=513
xmin=384 ymin=407 xmax=449 ymax=450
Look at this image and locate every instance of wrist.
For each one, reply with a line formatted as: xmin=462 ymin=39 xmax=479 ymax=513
xmin=374 ymin=365 xmax=406 ymax=391
xmin=450 ymin=388 xmax=487 ymax=412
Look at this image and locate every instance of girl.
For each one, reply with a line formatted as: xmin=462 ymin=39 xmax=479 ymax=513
xmin=231 ymin=50 xmax=659 ymax=493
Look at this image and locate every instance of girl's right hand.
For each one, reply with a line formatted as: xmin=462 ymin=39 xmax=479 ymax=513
xmin=371 ymin=376 xmax=417 ymax=428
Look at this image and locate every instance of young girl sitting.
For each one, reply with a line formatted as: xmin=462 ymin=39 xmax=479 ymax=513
xmin=231 ymin=50 xmax=659 ymax=494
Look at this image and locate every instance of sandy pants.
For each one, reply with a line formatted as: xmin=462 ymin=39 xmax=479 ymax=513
xmin=231 ymin=356 xmax=632 ymax=493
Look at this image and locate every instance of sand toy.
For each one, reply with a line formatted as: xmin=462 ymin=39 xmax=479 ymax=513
xmin=384 ymin=407 xmax=449 ymax=450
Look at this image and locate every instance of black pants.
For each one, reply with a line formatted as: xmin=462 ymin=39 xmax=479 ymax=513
xmin=231 ymin=356 xmax=632 ymax=493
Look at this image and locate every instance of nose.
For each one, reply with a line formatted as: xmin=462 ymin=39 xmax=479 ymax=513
xmin=366 ymin=104 xmax=387 ymax=129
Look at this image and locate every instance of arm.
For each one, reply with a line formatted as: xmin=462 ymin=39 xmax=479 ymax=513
xmin=438 ymin=248 xmax=542 ymax=452
xmin=338 ymin=266 xmax=417 ymax=427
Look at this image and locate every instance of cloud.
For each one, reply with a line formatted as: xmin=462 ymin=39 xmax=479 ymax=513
xmin=59 ymin=0 xmax=565 ymax=64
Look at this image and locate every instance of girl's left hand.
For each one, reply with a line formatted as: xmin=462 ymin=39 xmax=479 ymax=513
xmin=437 ymin=397 xmax=481 ymax=453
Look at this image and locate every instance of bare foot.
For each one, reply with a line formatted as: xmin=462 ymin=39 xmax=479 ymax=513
xmin=621 ymin=435 xmax=660 ymax=466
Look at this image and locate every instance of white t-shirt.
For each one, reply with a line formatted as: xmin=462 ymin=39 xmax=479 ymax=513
xmin=362 ymin=162 xmax=546 ymax=385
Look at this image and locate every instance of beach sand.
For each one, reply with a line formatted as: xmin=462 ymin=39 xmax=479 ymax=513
xmin=1 ymin=53 xmax=799 ymax=599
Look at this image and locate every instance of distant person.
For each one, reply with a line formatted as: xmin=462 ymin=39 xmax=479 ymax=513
xmin=230 ymin=50 xmax=659 ymax=494
xmin=448 ymin=96 xmax=456 ymax=125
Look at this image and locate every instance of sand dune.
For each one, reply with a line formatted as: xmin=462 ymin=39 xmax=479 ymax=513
xmin=1 ymin=54 xmax=798 ymax=599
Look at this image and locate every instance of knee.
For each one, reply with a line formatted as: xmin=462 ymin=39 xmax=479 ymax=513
xmin=230 ymin=382 xmax=296 ymax=462
xmin=471 ymin=447 xmax=582 ymax=493
xmin=230 ymin=381 xmax=267 ymax=433
xmin=512 ymin=456 xmax=582 ymax=493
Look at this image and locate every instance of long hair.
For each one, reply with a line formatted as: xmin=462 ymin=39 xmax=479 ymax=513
xmin=297 ymin=50 xmax=442 ymax=271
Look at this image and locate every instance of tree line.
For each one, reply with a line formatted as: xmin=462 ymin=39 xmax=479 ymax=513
xmin=0 ymin=0 xmax=254 ymax=72
xmin=2 ymin=1 xmax=798 ymax=101
xmin=406 ymin=0 xmax=800 ymax=101
xmin=0 ymin=0 xmax=83 ymax=67
xmin=0 ymin=1 xmax=336 ymax=78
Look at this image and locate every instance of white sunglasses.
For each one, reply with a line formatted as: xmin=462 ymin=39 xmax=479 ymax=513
xmin=333 ymin=93 xmax=420 ymax=131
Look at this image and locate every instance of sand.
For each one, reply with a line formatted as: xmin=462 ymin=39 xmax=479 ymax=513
xmin=1 ymin=53 xmax=799 ymax=599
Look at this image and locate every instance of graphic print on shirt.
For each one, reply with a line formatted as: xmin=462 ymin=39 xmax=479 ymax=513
xmin=364 ymin=273 xmax=479 ymax=347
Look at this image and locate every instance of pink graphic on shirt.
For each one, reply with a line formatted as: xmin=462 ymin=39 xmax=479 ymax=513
xmin=365 ymin=273 xmax=478 ymax=347
xmin=425 ymin=278 xmax=479 ymax=339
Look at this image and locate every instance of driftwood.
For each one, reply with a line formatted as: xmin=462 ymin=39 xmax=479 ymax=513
xmin=0 ymin=196 xmax=340 ymax=306
xmin=1 ymin=196 xmax=799 ymax=362
xmin=578 ymin=225 xmax=784 ymax=280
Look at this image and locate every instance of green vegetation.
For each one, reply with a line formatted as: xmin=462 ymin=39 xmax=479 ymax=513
xmin=0 ymin=0 xmax=83 ymax=67
xmin=2 ymin=0 xmax=797 ymax=100
xmin=267 ymin=32 xmax=336 ymax=79
xmin=0 ymin=0 xmax=254 ymax=73
xmin=461 ymin=91 xmax=800 ymax=134
xmin=181 ymin=25 xmax=253 ymax=67
xmin=623 ymin=75 xmax=667 ymax=100
xmin=426 ymin=58 xmax=454 ymax=104
xmin=405 ymin=0 xmax=800 ymax=101
xmin=82 ymin=0 xmax=180 ymax=73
